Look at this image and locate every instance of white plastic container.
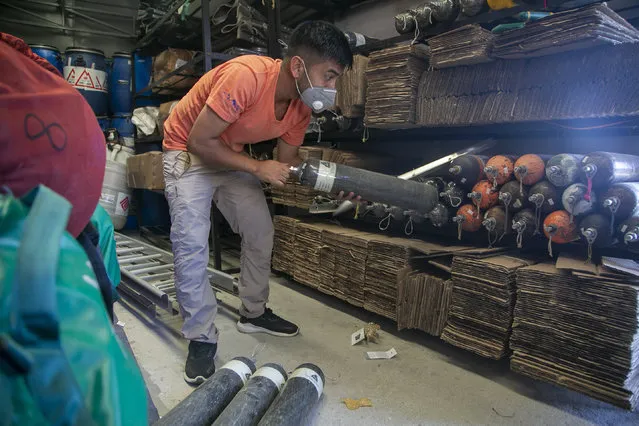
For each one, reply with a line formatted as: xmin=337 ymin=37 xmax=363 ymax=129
xmin=99 ymin=159 xmax=131 ymax=230
xmin=106 ymin=144 xmax=135 ymax=165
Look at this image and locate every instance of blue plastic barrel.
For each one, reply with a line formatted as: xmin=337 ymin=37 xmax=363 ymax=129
xmin=29 ymin=44 xmax=63 ymax=74
xmin=97 ymin=116 xmax=111 ymax=132
xmin=110 ymin=52 xmax=133 ymax=114
xmin=133 ymin=51 xmax=160 ymax=107
xmin=64 ymin=47 xmax=108 ymax=115
xmin=111 ymin=114 xmax=135 ymax=138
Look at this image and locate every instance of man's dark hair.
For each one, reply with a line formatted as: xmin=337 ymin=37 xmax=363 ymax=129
xmin=288 ymin=21 xmax=353 ymax=69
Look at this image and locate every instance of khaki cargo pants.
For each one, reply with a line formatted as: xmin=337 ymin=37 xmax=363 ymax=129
xmin=163 ymin=150 xmax=273 ymax=344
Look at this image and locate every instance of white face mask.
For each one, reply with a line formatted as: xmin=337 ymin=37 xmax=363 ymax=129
xmin=295 ymin=59 xmax=337 ymax=114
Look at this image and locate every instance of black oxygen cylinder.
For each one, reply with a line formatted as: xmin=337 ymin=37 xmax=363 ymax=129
xmin=258 ymin=363 xmax=325 ymax=426
xmin=579 ymin=213 xmax=615 ymax=262
xmin=414 ymin=5 xmax=435 ymax=31
xmin=293 ymin=159 xmax=438 ymax=214
xmin=448 ymin=154 xmax=488 ymax=188
xmin=395 ymin=10 xmax=417 ymax=34
xmin=428 ymin=201 xmax=456 ymax=228
xmin=545 ymin=153 xmax=584 ymax=188
xmin=460 ymin=0 xmax=488 ymax=16
xmin=423 ymin=177 xmax=447 ymax=194
xmin=343 ymin=31 xmax=376 ymax=49
xmin=581 ymin=152 xmax=639 ymax=188
xmin=499 ymin=180 xmax=528 ymax=213
xmin=430 ymin=0 xmax=460 ymax=22
xmin=213 ymin=363 xmax=288 ymax=426
xmin=440 ymin=181 xmax=466 ymax=208
xmin=528 ymin=180 xmax=559 ymax=215
xmin=156 ymin=357 xmax=256 ymax=426
xmin=482 ymin=206 xmax=508 ymax=247
xmin=602 ymin=183 xmax=639 ymax=221
xmin=512 ymin=208 xmax=536 ymax=249
xmin=619 ymin=216 xmax=639 ymax=244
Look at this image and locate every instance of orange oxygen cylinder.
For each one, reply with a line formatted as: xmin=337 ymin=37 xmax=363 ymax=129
xmin=453 ymin=204 xmax=482 ymax=240
xmin=468 ymin=180 xmax=499 ymax=213
xmin=543 ymin=210 xmax=578 ymax=257
xmin=514 ymin=154 xmax=550 ymax=192
xmin=484 ymin=155 xmax=517 ymax=188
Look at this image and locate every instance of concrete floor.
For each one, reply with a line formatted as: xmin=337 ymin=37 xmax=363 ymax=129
xmin=115 ymin=274 xmax=639 ymax=425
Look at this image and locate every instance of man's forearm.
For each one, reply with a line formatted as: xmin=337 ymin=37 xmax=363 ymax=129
xmin=188 ymin=136 xmax=260 ymax=174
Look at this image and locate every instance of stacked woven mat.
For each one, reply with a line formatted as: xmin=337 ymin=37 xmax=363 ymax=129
xmin=336 ymin=55 xmax=370 ymax=118
xmin=364 ymin=43 xmax=430 ymax=129
xmin=492 ymin=3 xmax=639 ymax=59
xmin=271 ymin=216 xmax=298 ymax=275
xmin=417 ymin=41 xmax=639 ymax=126
xmin=512 ymin=261 xmax=639 ymax=410
xmin=441 ymin=255 xmax=537 ymax=359
xmin=428 ymin=24 xmax=494 ymax=69
xmin=397 ymin=268 xmax=454 ymax=336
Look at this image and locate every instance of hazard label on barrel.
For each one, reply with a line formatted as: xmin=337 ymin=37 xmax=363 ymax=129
xmin=64 ymin=66 xmax=108 ymax=93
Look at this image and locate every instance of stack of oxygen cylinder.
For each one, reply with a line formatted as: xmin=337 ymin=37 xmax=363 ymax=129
xmin=156 ymin=358 xmax=324 ymax=426
xmin=292 ymin=152 xmax=639 ymax=259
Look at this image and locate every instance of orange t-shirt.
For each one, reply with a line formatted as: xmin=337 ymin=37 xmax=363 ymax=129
xmin=163 ymin=55 xmax=311 ymax=152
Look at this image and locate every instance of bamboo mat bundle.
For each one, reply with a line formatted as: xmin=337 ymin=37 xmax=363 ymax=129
xmin=440 ymin=255 xmax=537 ymax=359
xmin=397 ymin=268 xmax=454 ymax=336
xmin=364 ymin=43 xmax=430 ymax=129
xmin=417 ymin=41 xmax=639 ymax=126
xmin=323 ymin=229 xmax=376 ymax=307
xmin=428 ymin=24 xmax=494 ymax=69
xmin=293 ymin=222 xmax=327 ymax=289
xmin=272 ymin=216 xmax=299 ymax=275
xmin=364 ymin=237 xmax=415 ymax=320
xmin=511 ymin=262 xmax=639 ymax=409
xmin=335 ymin=55 xmax=370 ymax=118
xmin=492 ymin=3 xmax=639 ymax=59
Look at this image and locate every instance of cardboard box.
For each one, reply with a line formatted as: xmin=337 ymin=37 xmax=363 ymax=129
xmin=127 ymin=152 xmax=165 ymax=190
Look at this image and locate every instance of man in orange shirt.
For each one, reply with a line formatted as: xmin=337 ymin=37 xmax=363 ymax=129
xmin=163 ymin=21 xmax=353 ymax=384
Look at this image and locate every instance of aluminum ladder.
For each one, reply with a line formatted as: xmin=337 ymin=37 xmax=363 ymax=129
xmin=115 ymin=232 xmax=237 ymax=314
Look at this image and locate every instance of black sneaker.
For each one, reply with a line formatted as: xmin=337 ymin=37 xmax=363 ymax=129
xmin=184 ymin=341 xmax=217 ymax=385
xmin=237 ymin=308 xmax=299 ymax=337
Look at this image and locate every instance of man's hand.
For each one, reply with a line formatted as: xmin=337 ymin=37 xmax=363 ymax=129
xmin=256 ymin=160 xmax=291 ymax=187
xmin=337 ymin=191 xmax=363 ymax=203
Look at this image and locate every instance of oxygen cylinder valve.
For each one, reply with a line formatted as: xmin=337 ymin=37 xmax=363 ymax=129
xmin=512 ymin=220 xmax=526 ymax=249
xmin=581 ymin=227 xmax=598 ymax=263
xmin=625 ymin=228 xmax=639 ymax=244
xmin=449 ymin=165 xmax=462 ymax=175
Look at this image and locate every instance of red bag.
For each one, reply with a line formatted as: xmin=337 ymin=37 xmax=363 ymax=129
xmin=0 ymin=33 xmax=106 ymax=237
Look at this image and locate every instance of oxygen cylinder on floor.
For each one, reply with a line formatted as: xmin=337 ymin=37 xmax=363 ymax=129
xmin=545 ymin=153 xmax=584 ymax=188
xmin=291 ymin=159 xmax=439 ymax=214
xmin=543 ymin=210 xmax=579 ymax=257
xmin=579 ymin=213 xmax=615 ymax=262
xmin=468 ymin=180 xmax=499 ymax=211
xmin=453 ymin=204 xmax=482 ymax=240
xmin=514 ymin=154 xmax=550 ymax=189
xmin=258 ymin=363 xmax=325 ymax=426
xmin=440 ymin=181 xmax=466 ymax=208
xmin=213 ymin=363 xmax=288 ymax=426
xmin=562 ymin=183 xmax=597 ymax=222
xmin=448 ymin=154 xmax=488 ymax=187
xmin=512 ymin=208 xmax=536 ymax=249
xmin=156 ymin=357 xmax=256 ymax=426
xmin=482 ymin=206 xmax=508 ymax=247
